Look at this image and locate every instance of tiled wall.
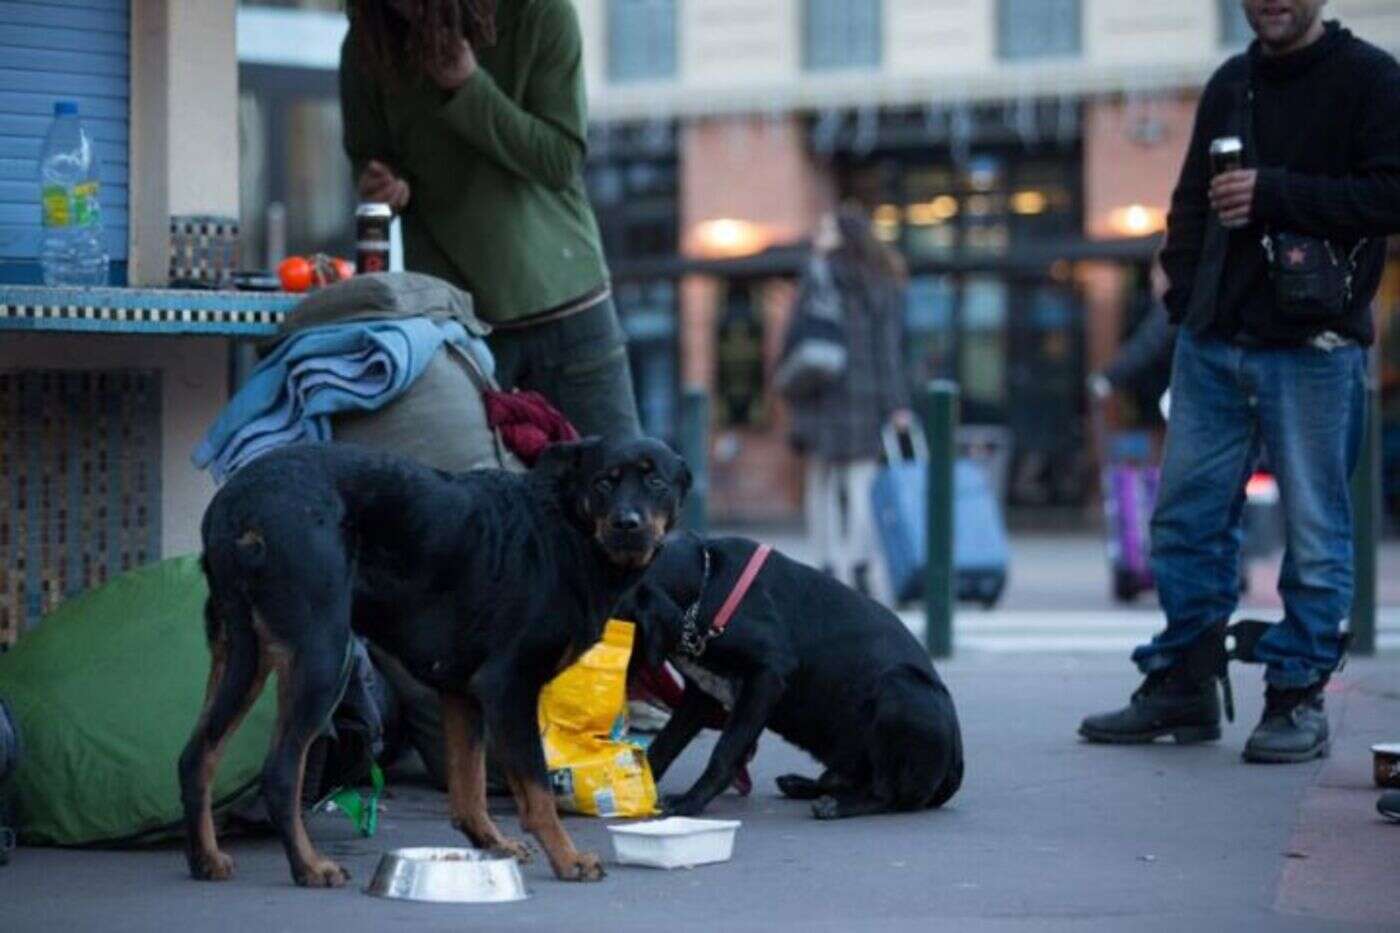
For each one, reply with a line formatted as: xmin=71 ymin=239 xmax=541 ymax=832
xmin=0 ymin=370 xmax=162 ymax=644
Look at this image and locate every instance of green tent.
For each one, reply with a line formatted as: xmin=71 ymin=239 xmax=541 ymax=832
xmin=0 ymin=556 xmax=278 ymax=846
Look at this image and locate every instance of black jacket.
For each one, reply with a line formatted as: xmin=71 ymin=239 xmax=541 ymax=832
xmin=1161 ymin=22 xmax=1400 ymax=346
xmin=1105 ymin=302 xmax=1176 ymax=399
xmin=785 ymin=256 xmax=911 ymax=463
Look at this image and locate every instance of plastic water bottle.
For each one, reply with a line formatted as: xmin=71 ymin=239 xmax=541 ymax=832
xmin=38 ymin=101 xmax=109 ymax=286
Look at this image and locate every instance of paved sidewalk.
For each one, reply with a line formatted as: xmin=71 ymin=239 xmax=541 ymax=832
xmin=4 ymin=652 xmax=1397 ymax=931
xmin=724 ymin=527 xmax=1400 ymax=653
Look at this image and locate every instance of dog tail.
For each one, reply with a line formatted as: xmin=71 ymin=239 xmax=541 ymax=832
xmin=199 ymin=549 xmax=258 ymax=652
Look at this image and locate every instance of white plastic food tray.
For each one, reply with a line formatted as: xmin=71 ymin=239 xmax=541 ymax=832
xmin=606 ymin=817 xmax=740 ymax=869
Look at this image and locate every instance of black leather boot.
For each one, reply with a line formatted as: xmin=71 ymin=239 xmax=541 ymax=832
xmin=1242 ymin=681 xmax=1329 ymax=763
xmin=1079 ymin=623 xmax=1232 ymax=744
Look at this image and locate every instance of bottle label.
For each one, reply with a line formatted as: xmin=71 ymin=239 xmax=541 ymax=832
xmin=41 ymin=182 xmax=100 ymax=228
xmin=71 ymin=181 xmax=100 ymax=227
xmin=41 ymin=184 xmax=71 ymax=228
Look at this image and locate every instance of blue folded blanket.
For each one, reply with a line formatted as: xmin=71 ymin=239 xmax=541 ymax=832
xmin=193 ymin=318 xmax=491 ymax=483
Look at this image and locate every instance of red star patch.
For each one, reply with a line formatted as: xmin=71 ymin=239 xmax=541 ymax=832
xmin=1286 ymin=246 xmax=1307 ymax=267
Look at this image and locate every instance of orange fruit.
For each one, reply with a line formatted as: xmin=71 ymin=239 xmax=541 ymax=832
xmin=277 ymin=255 xmax=314 ymax=293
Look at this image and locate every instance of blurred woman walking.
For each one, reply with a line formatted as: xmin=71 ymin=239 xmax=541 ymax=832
xmin=779 ymin=207 xmax=913 ymax=604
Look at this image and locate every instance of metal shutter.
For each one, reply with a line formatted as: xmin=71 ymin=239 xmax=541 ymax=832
xmin=0 ymin=0 xmax=129 ymax=284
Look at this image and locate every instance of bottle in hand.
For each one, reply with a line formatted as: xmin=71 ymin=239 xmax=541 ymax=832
xmin=1209 ymin=136 xmax=1245 ymax=230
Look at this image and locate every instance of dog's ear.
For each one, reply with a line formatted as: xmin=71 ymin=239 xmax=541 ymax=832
xmin=663 ymin=442 xmax=693 ymax=522
xmin=676 ymin=459 xmax=693 ymax=498
xmin=533 ymin=436 xmax=602 ymax=484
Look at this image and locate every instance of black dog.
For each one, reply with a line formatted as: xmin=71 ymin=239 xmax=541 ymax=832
xmin=621 ymin=534 xmax=963 ymax=819
xmin=178 ymin=438 xmax=688 ymax=887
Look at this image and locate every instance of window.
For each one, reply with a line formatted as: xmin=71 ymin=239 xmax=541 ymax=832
xmin=1219 ymin=1 xmax=1253 ymax=47
xmin=804 ymin=0 xmax=881 ymax=71
xmin=615 ymin=279 xmax=679 ymax=439
xmin=0 ymin=0 xmax=131 ymax=283
xmin=585 ymin=123 xmax=679 ymax=263
xmin=998 ymin=0 xmax=1081 ymax=61
xmin=237 ymin=67 xmax=354 ymax=270
xmin=608 ymin=0 xmax=677 ymax=83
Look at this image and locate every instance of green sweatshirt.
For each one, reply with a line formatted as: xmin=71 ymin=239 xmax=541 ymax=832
xmin=339 ymin=0 xmax=608 ymax=323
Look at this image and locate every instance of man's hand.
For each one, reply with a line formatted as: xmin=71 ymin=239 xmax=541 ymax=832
xmin=1209 ymin=169 xmax=1257 ymax=229
xmin=357 ymin=159 xmax=411 ymax=213
xmin=427 ymin=38 xmax=477 ymax=91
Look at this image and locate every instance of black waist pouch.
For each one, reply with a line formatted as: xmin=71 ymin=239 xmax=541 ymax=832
xmin=1264 ymin=231 xmax=1362 ymax=323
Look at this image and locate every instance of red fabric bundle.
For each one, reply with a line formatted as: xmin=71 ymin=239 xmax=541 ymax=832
xmin=482 ymin=389 xmax=580 ymax=466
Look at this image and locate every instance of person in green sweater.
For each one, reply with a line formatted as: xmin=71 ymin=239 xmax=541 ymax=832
xmin=340 ymin=0 xmax=640 ymax=440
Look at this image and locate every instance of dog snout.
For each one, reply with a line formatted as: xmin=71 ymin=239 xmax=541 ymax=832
xmin=610 ymin=509 xmax=644 ymax=532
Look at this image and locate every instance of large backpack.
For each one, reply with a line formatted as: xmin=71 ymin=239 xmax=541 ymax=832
xmin=272 ymin=272 xmax=523 ymax=474
xmin=0 ymin=556 xmax=278 ymax=846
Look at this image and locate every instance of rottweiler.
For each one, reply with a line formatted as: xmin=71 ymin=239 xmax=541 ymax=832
xmin=621 ymin=533 xmax=963 ymax=820
xmin=178 ymin=437 xmax=688 ymax=887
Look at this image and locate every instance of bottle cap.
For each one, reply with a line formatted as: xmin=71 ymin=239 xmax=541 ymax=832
xmin=1209 ymin=136 xmax=1242 ymax=155
xmin=54 ymin=101 xmax=78 ymax=116
xmin=356 ymin=203 xmax=393 ymax=219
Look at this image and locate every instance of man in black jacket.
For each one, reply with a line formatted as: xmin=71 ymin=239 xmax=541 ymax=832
xmin=1081 ymin=1 xmax=1400 ymax=762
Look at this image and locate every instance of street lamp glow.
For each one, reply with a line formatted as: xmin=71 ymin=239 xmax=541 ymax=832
xmin=1106 ymin=203 xmax=1166 ymax=237
xmin=691 ymin=218 xmax=772 ymax=259
xmin=1011 ymin=190 xmax=1048 ymax=215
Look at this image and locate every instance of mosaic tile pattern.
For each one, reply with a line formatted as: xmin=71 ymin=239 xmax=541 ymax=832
xmin=169 ymin=214 xmax=241 ymax=288
xmin=0 ymin=371 xmax=162 ymax=645
xmin=0 ymin=286 xmax=295 ymax=337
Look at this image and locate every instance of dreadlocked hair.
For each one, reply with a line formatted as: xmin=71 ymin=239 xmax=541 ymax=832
xmin=348 ymin=0 xmax=498 ymax=84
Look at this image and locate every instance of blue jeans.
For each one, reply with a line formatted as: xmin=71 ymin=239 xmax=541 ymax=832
xmin=1132 ymin=331 xmax=1367 ymax=688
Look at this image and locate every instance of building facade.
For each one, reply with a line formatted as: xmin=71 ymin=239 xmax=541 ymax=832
xmin=237 ymin=0 xmax=1400 ymax=523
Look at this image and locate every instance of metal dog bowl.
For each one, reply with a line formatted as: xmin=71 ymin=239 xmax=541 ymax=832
xmin=1373 ymin=744 xmax=1400 ymax=790
xmin=364 ymin=847 xmax=528 ymax=903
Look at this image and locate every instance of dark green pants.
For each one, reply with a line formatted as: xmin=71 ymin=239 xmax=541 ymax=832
xmin=487 ymin=296 xmax=641 ymax=440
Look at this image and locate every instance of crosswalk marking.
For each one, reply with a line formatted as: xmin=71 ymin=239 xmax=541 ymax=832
xmin=895 ymin=609 xmax=1400 ymax=654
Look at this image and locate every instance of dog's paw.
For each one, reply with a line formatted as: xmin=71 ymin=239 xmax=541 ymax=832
xmin=661 ymin=794 xmax=704 ymax=817
xmin=811 ymin=795 xmax=841 ymax=820
xmin=189 ymin=849 xmax=235 ymax=881
xmin=488 ymin=838 xmax=533 ymax=864
xmin=554 ymin=851 xmax=606 ymax=882
xmin=294 ymin=859 xmax=350 ymax=889
xmin=776 ymin=774 xmax=822 ymax=800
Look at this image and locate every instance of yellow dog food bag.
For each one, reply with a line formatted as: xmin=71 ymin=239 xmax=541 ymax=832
xmin=538 ymin=620 xmax=658 ymax=818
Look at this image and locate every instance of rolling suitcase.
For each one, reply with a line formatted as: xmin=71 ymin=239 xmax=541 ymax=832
xmin=1098 ymin=428 xmax=1159 ymax=603
xmin=872 ymin=424 xmax=1010 ymax=607
xmin=1103 ymin=460 xmax=1159 ymax=602
xmin=953 ymin=460 xmax=1011 ymax=608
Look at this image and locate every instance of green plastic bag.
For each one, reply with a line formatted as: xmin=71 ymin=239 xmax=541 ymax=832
xmin=0 ymin=556 xmax=278 ymax=846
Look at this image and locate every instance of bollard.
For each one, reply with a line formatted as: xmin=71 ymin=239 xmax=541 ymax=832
xmin=677 ymin=388 xmax=710 ymax=535
xmin=921 ymin=380 xmax=959 ymax=658
xmin=1349 ymin=371 xmax=1381 ymax=656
